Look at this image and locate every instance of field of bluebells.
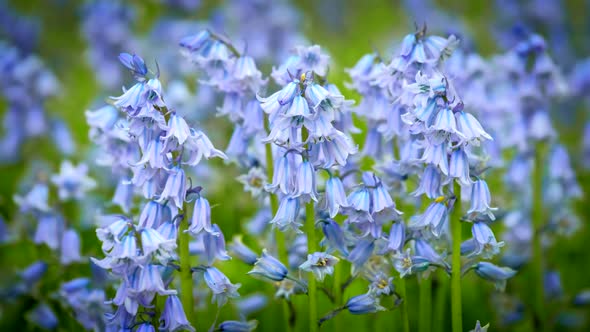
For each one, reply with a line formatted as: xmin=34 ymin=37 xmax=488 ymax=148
xmin=1 ymin=1 xmax=590 ymax=331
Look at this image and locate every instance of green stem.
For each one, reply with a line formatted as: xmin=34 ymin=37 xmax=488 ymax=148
xmin=179 ymin=203 xmax=195 ymax=326
xmin=418 ymin=277 xmax=432 ymax=332
xmin=306 ymin=201 xmax=319 ymax=332
xmin=398 ymin=277 xmax=410 ymax=332
xmin=264 ymin=120 xmax=291 ymax=332
xmin=532 ymin=142 xmax=547 ymax=330
xmin=433 ymin=271 xmax=449 ymax=332
xmin=333 ymin=261 xmax=343 ymax=332
xmin=451 ymin=182 xmax=463 ymax=332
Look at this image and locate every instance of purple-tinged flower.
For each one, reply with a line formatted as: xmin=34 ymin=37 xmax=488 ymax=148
xmin=295 ymin=45 xmax=330 ymax=76
xmin=119 ymin=53 xmax=148 ymax=79
xmin=20 ymin=261 xmax=47 ymax=286
xmin=270 ymin=197 xmax=301 ymax=232
xmin=96 ymin=215 xmax=130 ymax=252
xmin=415 ymin=238 xmax=447 ymax=268
xmin=309 ymin=130 xmax=358 ymax=168
xmin=248 ymin=249 xmax=288 ymax=281
xmin=26 ymin=303 xmax=58 ymax=330
xmin=468 ymin=179 xmax=496 ymax=219
xmin=218 ymin=320 xmax=258 ymax=332
xmin=237 ymin=167 xmax=267 ymax=198
xmin=299 ymin=252 xmax=339 ymax=281
xmin=368 ymin=272 xmax=394 ymax=296
xmin=412 ymin=165 xmax=444 ymax=199
xmin=388 ymin=221 xmax=406 ymax=253
xmin=13 ymin=183 xmax=50 ymax=212
xmin=34 ymin=214 xmax=62 ymax=250
xmin=157 ymin=167 xmax=186 ymax=209
xmin=471 ymin=222 xmax=504 ymax=259
xmin=469 ymin=320 xmax=489 ymax=332
xmin=321 ymin=219 xmax=349 ymax=255
xmin=204 ymin=266 xmax=241 ymax=307
xmin=138 ymin=201 xmax=168 ymax=230
xmin=347 ymin=187 xmax=372 ymax=216
xmin=140 ymin=227 xmax=177 ymax=264
xmin=235 ymin=294 xmax=268 ymax=317
xmin=112 ymin=179 xmax=133 ymax=213
xmin=449 ymin=148 xmax=472 ymax=186
xmin=157 ymin=220 xmax=177 ymax=241
xmin=134 ymin=264 xmax=177 ymax=296
xmin=323 ymin=176 xmax=349 ymax=218
xmin=293 ymin=160 xmax=318 ymax=202
xmin=393 ymin=249 xmax=430 ymax=277
xmin=136 ymin=323 xmax=156 ymax=332
xmin=92 ymin=233 xmax=137 ymax=269
xmin=61 ymin=229 xmax=82 ymax=265
xmin=345 ymin=293 xmax=385 ymax=314
xmin=183 ymin=128 xmax=228 ymax=166
xmin=202 ymin=224 xmax=231 ymax=265
xmin=409 ymin=200 xmax=449 ymax=237
xmin=474 ymin=262 xmax=516 ymax=291
xmin=456 ymin=111 xmax=492 ymax=144
xmin=187 ymin=196 xmax=219 ymax=236
xmin=266 ymin=154 xmax=294 ymax=195
xmin=50 ymin=161 xmax=96 ymax=201
xmin=421 ymin=141 xmax=449 ymax=175
xmin=229 ymin=235 xmax=258 ymax=265
xmin=371 ymin=180 xmax=395 ymax=213
xmin=348 ymin=239 xmax=374 ymax=274
xmin=162 ymin=113 xmax=191 ymax=145
xmin=159 ymin=295 xmax=195 ymax=332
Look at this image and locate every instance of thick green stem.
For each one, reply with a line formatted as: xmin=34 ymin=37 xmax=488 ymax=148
xmin=306 ymin=202 xmax=319 ymax=332
xmin=451 ymin=183 xmax=463 ymax=332
xmin=418 ymin=277 xmax=432 ymax=332
xmin=398 ymin=277 xmax=410 ymax=332
xmin=433 ymin=271 xmax=449 ymax=332
xmin=333 ymin=261 xmax=343 ymax=332
xmin=178 ymin=203 xmax=195 ymax=326
xmin=532 ymin=143 xmax=547 ymax=330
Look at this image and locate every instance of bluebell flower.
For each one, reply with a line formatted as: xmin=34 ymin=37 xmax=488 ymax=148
xmin=20 ymin=261 xmax=47 ymax=286
xmin=187 ymin=196 xmax=219 ymax=236
xmin=119 ymin=53 xmax=148 ymax=79
xmin=202 ymin=224 xmax=231 ymax=265
xmin=469 ymin=320 xmax=489 ymax=332
xmin=293 ymin=160 xmax=318 ymax=202
xmin=420 ymin=141 xmax=449 ymax=175
xmin=393 ymin=249 xmax=431 ymax=277
xmin=323 ymin=176 xmax=349 ymax=218
xmin=573 ymin=290 xmax=590 ymax=306
xmin=204 ymin=266 xmax=241 ymax=307
xmin=140 ymin=227 xmax=177 ymax=264
xmin=50 ymin=161 xmax=96 ymax=201
xmin=61 ymin=229 xmax=82 ymax=265
xmin=157 ymin=167 xmax=186 ymax=209
xmin=348 ymin=239 xmax=374 ymax=274
xmin=134 ymin=264 xmax=177 ymax=297
xmin=26 ymin=303 xmax=58 ymax=330
xmin=34 ymin=214 xmax=62 ymax=250
xmin=136 ymin=323 xmax=156 ymax=332
xmin=368 ymin=273 xmax=395 ymax=296
xmin=138 ymin=201 xmax=168 ymax=230
xmin=468 ymin=179 xmax=497 ymax=220
xmin=295 ymin=45 xmax=330 ymax=76
xmin=299 ymin=252 xmax=339 ymax=281
xmin=237 ymin=167 xmax=267 ymax=198
xmin=179 ymin=30 xmax=211 ymax=53
xmin=157 ymin=220 xmax=178 ymax=241
xmin=231 ymin=55 xmax=266 ymax=93
xmin=135 ymin=137 xmax=166 ymax=169
xmin=270 ymin=197 xmax=301 ymax=232
xmin=309 ymin=130 xmax=358 ymax=168
xmin=266 ymin=154 xmax=294 ymax=195
xmin=13 ymin=183 xmax=50 ymax=212
xmin=544 ymin=270 xmax=563 ymax=299
xmin=96 ymin=215 xmax=130 ymax=252
xmin=159 ymin=295 xmax=195 ymax=331
xmin=449 ymin=148 xmax=472 ymax=186
xmin=471 ymin=222 xmax=504 ymax=259
xmin=387 ymin=221 xmax=406 ymax=253
xmin=474 ymin=262 xmax=516 ymax=291
xmin=248 ymin=249 xmax=288 ymax=281
xmin=183 ymin=128 xmax=227 ymax=166
xmin=229 ymin=235 xmax=258 ymax=265
xmin=347 ymin=187 xmax=372 ymax=217
xmin=162 ymin=113 xmax=191 ymax=145
xmin=235 ymin=294 xmax=268 ymax=317
xmin=112 ymin=179 xmax=134 ymax=213
xmin=415 ymin=239 xmax=448 ymax=268
xmin=218 ymin=320 xmax=258 ymax=332
xmin=321 ymin=219 xmax=349 ymax=255
xmin=409 ymin=200 xmax=448 ymax=237
xmin=345 ymin=293 xmax=385 ymax=314
xmin=412 ymin=165 xmax=444 ymax=199
xmin=456 ymin=111 xmax=492 ymax=144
